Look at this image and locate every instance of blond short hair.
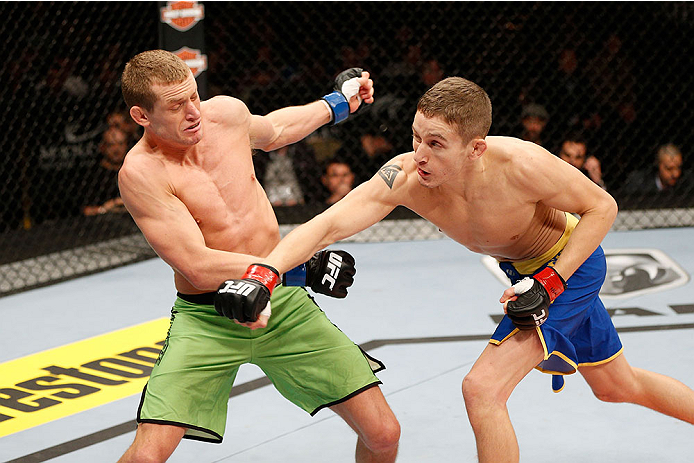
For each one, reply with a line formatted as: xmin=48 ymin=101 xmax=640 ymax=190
xmin=656 ymin=143 xmax=682 ymax=163
xmin=417 ymin=77 xmax=492 ymax=141
xmin=121 ymin=50 xmax=190 ymax=111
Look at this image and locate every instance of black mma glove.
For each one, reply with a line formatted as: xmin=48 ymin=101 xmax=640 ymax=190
xmin=506 ymin=266 xmax=567 ymax=330
xmin=215 ymin=264 xmax=279 ymax=323
xmin=283 ymin=250 xmax=356 ymax=298
xmin=321 ymin=68 xmax=365 ymax=125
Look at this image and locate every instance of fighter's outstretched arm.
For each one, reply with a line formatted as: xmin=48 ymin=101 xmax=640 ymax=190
xmin=250 ymin=70 xmax=374 ymax=152
xmin=264 ymin=166 xmax=399 ymax=273
xmin=213 ymin=156 xmax=408 ymax=329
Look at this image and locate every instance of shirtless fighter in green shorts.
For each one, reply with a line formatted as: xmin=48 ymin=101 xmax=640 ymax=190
xmin=116 ymin=50 xmax=399 ymax=463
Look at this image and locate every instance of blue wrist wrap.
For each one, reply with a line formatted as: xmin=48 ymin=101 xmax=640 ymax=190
xmin=322 ymin=91 xmax=350 ymax=125
xmin=283 ymin=263 xmax=307 ymax=286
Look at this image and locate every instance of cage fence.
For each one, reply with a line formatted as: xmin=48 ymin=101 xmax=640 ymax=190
xmin=1 ymin=2 xmax=693 ymax=297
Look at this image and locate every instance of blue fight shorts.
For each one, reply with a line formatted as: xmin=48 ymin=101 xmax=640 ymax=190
xmin=490 ymin=245 xmax=623 ymax=392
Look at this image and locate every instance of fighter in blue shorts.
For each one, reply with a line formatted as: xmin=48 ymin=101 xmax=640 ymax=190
xmin=237 ymin=77 xmax=694 ymax=462
xmin=491 ymin=213 xmax=623 ymax=393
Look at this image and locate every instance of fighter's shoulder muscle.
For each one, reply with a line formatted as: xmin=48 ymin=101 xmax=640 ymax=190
xmin=373 ymin=152 xmax=414 ymax=191
xmin=118 ymin=144 xmax=170 ymax=200
xmin=493 ymin=137 xmax=562 ymax=183
xmin=201 ymin=96 xmax=251 ymax=128
xmin=491 ymin=136 xmax=583 ymax=199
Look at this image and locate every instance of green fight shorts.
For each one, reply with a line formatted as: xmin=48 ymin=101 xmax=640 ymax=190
xmin=137 ymin=286 xmax=384 ymax=443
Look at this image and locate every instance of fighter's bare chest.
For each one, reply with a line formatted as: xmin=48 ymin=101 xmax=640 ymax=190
xmin=416 ymin=193 xmax=533 ymax=253
xmin=168 ymin=146 xmax=258 ymax=216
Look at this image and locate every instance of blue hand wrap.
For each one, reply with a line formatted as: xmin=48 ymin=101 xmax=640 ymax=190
xmin=322 ymin=91 xmax=350 ymax=125
xmin=282 ymin=263 xmax=307 ymax=287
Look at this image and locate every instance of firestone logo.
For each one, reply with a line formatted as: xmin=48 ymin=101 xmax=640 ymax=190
xmin=160 ymin=1 xmax=205 ymax=32
xmin=173 ymin=47 xmax=208 ymax=77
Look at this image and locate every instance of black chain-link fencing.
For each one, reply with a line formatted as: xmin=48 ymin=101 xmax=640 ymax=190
xmin=1 ymin=2 xmax=693 ymax=296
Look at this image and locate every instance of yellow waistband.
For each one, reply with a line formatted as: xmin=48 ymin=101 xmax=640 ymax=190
xmin=505 ymin=212 xmax=578 ymax=275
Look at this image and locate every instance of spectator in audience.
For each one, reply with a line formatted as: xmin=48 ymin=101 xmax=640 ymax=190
xmin=321 ymin=157 xmax=356 ymax=205
xmin=339 ymin=103 xmax=410 ymax=186
xmin=81 ymin=126 xmax=128 ymax=216
xmin=379 ymin=42 xmax=424 ymax=101
xmin=305 ymin=128 xmax=343 ymax=165
xmin=254 ymin=140 xmax=326 ymax=207
xmin=259 ymin=145 xmax=306 ymax=207
xmin=558 ymin=133 xmax=606 ymax=190
xmin=587 ymin=34 xmax=636 ymax=128
xmin=545 ymin=47 xmax=597 ymax=136
xmin=518 ymin=103 xmax=550 ymax=147
xmin=31 ymin=54 xmax=104 ymax=224
xmin=356 ymin=128 xmax=397 ymax=184
xmin=585 ymin=33 xmax=638 ymax=183
xmin=107 ymin=108 xmax=140 ymax=147
xmin=38 ymin=56 xmax=89 ymax=101
xmin=420 ymin=58 xmax=445 ymax=89
xmin=622 ymin=143 xmax=685 ymax=195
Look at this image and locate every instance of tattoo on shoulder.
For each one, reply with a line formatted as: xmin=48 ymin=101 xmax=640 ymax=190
xmin=378 ymin=165 xmax=403 ymax=189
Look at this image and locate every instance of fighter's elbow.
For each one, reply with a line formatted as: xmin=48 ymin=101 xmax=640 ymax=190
xmin=595 ymin=194 xmax=618 ymax=225
xmin=259 ymin=123 xmax=287 ymax=152
xmin=605 ymin=194 xmax=618 ymax=218
xmin=179 ymin=265 xmax=218 ymax=291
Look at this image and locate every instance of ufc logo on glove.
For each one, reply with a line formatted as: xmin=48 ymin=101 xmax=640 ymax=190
xmin=218 ymin=281 xmax=257 ymax=297
xmin=532 ymin=309 xmax=547 ymax=326
xmin=321 ymin=252 xmax=344 ymax=290
xmin=282 ymin=250 xmax=356 ymax=299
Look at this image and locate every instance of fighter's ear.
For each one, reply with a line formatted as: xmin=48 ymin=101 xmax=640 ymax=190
xmin=129 ymin=106 xmax=149 ymax=127
xmin=470 ymin=138 xmax=487 ymax=159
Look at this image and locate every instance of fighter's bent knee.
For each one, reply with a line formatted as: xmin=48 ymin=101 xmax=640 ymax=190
xmin=118 ymin=424 xmax=184 ymax=463
xmin=462 ymin=371 xmax=487 ymax=405
xmin=120 ymin=452 xmax=166 ymax=463
xmin=363 ymin=417 xmax=401 ymax=453
xmin=588 ymin=374 xmax=639 ymax=404
xmin=591 ymin=386 xmax=631 ymax=404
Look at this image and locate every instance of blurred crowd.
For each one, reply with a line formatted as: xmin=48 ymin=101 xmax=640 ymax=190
xmin=2 ymin=2 xmax=691 ymax=232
